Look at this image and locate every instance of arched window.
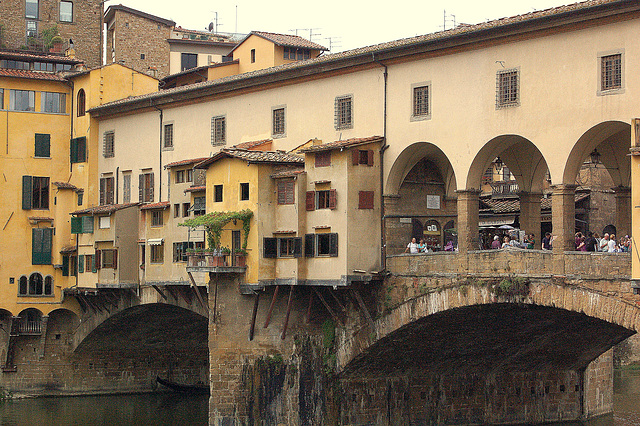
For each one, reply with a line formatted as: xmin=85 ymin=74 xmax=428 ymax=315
xmin=18 ymin=276 xmax=28 ymax=295
xmin=77 ymin=89 xmax=85 ymax=117
xmin=28 ymin=273 xmax=43 ymax=295
xmin=44 ymin=275 xmax=53 ymax=295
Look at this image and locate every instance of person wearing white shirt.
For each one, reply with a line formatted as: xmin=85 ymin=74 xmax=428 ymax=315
xmin=405 ymin=238 xmax=419 ymax=254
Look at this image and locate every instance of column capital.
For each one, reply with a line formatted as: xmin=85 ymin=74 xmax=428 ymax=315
xmin=550 ymin=183 xmax=578 ymax=193
xmin=454 ymin=188 xmax=481 ymax=196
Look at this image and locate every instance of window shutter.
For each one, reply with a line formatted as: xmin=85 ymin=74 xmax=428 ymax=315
xmin=329 ymin=189 xmax=337 ymax=210
xmin=99 ymin=178 xmax=106 ymax=205
xmin=367 ymin=150 xmax=374 ymax=166
xmin=358 ymin=191 xmax=374 ymax=209
xmin=22 ymin=175 xmax=33 ymax=209
xmin=329 ymin=233 xmax=338 ymax=257
xmin=148 ymin=173 xmax=154 ymax=203
xmin=92 ymin=253 xmax=98 ymax=273
xmin=71 ymin=217 xmax=82 ymax=234
xmin=70 ymin=137 xmax=78 ymax=163
xmin=35 ymin=133 xmax=50 ymax=157
xmin=32 ymin=228 xmax=52 ymax=265
xmin=293 ymin=237 xmax=302 ymax=258
xmin=95 ymin=250 xmax=101 ymax=270
xmin=82 ymin=216 xmax=94 ymax=233
xmin=304 ymin=234 xmax=315 ymax=257
xmin=139 ymin=174 xmax=144 ymax=202
xmin=306 ymin=191 xmax=315 ymax=211
xmin=113 ymin=250 xmax=118 ymax=269
xmin=78 ymin=255 xmax=84 ymax=273
xmin=352 ymin=149 xmax=360 ymax=165
xmin=62 ymin=255 xmax=69 ymax=276
xmin=263 ymin=237 xmax=277 ymax=258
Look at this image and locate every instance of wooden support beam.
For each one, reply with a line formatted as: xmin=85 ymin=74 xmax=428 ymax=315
xmin=177 ymin=286 xmax=192 ymax=304
xmin=211 ymin=273 xmax=218 ymax=323
xmin=313 ymin=287 xmax=339 ymax=325
xmin=263 ymin=285 xmax=279 ymax=328
xmin=281 ymin=286 xmax=295 ymax=340
xmin=165 ymin=286 xmax=179 ymax=301
xmin=152 ymin=285 xmax=168 ymax=301
xmin=249 ymin=292 xmax=260 ymax=341
xmin=75 ymin=295 xmax=88 ymax=313
xmin=77 ymin=294 xmax=97 ymax=314
xmin=329 ymin=288 xmax=346 ymax=312
xmin=305 ymin=290 xmax=313 ymax=324
xmin=187 ymin=271 xmax=208 ymax=313
xmin=351 ymin=288 xmax=375 ymax=330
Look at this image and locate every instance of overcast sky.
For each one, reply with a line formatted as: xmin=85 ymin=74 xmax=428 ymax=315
xmin=108 ymin=0 xmax=577 ymax=51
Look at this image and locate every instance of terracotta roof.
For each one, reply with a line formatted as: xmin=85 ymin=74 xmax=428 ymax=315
xmin=165 ymin=157 xmax=209 ymax=168
xmin=185 ymin=186 xmax=206 ymax=193
xmin=195 ymin=148 xmax=304 ymax=168
xmin=160 ymin=61 xmax=238 ymax=83
xmin=140 ymin=201 xmax=170 ymax=210
xmin=248 ymin=31 xmax=327 ymax=51
xmin=480 ymin=192 xmax=590 ymax=214
xmin=167 ymin=38 xmax=236 ymax=47
xmin=0 ymin=49 xmax=82 ymax=64
xmin=270 ymin=169 xmax=306 ymax=179
xmin=53 ymin=181 xmax=79 ymax=190
xmin=71 ymin=203 xmax=139 ymax=215
xmin=104 ymin=5 xmax=175 ymax=27
xmin=90 ymin=0 xmax=630 ymax=118
xmin=233 ymin=139 xmax=273 ymax=150
xmin=28 ymin=216 xmax=54 ymax=222
xmin=0 ymin=68 xmax=67 ymax=81
xmin=299 ymin=136 xmax=384 ymax=153
xmin=60 ymin=245 xmax=77 ymax=254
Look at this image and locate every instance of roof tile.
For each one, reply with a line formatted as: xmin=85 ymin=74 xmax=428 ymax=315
xmin=299 ymin=136 xmax=384 ymax=153
xmin=71 ymin=203 xmax=139 ymax=215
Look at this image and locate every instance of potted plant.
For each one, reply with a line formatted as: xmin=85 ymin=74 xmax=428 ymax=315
xmin=234 ymin=248 xmax=248 ymax=267
xmin=49 ymin=35 xmax=64 ymax=53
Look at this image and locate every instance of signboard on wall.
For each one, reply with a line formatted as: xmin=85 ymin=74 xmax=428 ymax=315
xmin=427 ymin=195 xmax=441 ymax=209
xmin=423 ymin=220 xmax=440 ymax=235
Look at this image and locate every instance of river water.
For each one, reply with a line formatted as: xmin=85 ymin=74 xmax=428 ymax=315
xmin=0 ymin=370 xmax=637 ymax=425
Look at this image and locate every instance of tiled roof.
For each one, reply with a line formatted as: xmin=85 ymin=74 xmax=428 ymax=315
xmin=270 ymin=169 xmax=306 ymax=179
xmin=90 ymin=0 xmax=628 ymax=117
xmin=104 ymin=5 xmax=175 ymax=27
xmin=0 ymin=68 xmax=67 ymax=81
xmin=480 ymin=192 xmax=590 ymax=214
xmin=185 ymin=186 xmax=206 ymax=193
xmin=233 ymin=139 xmax=272 ymax=150
xmin=0 ymin=49 xmax=82 ymax=64
xmin=160 ymin=61 xmax=238 ymax=83
xmin=165 ymin=157 xmax=209 ymax=168
xmin=140 ymin=201 xmax=170 ymax=210
xmin=60 ymin=245 xmax=77 ymax=254
xmin=249 ymin=31 xmax=328 ymax=51
xmin=196 ymin=148 xmax=304 ymax=168
xmin=28 ymin=216 xmax=54 ymax=222
xmin=71 ymin=203 xmax=139 ymax=215
xmin=53 ymin=181 xmax=79 ymax=190
xmin=299 ymin=136 xmax=384 ymax=153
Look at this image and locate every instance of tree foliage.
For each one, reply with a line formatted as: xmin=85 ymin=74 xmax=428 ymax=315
xmin=180 ymin=209 xmax=253 ymax=251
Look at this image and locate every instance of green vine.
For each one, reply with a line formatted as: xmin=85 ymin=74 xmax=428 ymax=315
xmin=180 ymin=209 xmax=253 ymax=251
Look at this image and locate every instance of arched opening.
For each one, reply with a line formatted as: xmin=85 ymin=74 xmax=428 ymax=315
xmin=47 ymin=309 xmax=80 ymax=345
xmin=18 ymin=276 xmax=28 ymax=295
xmin=29 ymin=273 xmax=43 ymax=295
xmin=17 ymin=308 xmax=43 ymax=335
xmin=385 ymin=143 xmax=457 ymax=255
xmin=77 ymin=89 xmax=85 ymax=117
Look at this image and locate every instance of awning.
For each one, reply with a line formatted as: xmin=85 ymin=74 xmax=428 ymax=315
xmin=478 ymin=216 xmax=516 ymax=228
xmin=148 ymin=238 xmax=164 ymax=246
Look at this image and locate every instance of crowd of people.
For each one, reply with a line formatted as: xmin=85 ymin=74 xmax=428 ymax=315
xmin=404 ymin=237 xmax=456 ymax=253
xmin=575 ymin=232 xmax=632 ymax=253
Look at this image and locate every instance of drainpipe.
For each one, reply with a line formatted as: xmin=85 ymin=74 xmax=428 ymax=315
xmin=115 ymin=167 xmax=119 ymax=204
xmin=154 ymin=105 xmax=163 ymax=201
xmin=373 ymin=53 xmax=389 ymax=272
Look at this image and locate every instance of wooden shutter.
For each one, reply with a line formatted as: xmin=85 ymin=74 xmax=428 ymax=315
xmin=106 ymin=177 xmax=114 ymax=204
xmin=367 ymin=150 xmax=374 ymax=166
xmin=358 ymin=191 xmax=374 ymax=209
xmin=22 ymin=175 xmax=33 ymax=209
xmin=306 ymin=191 xmax=315 ymax=211
xmin=62 ymin=255 xmax=69 ymax=276
xmin=352 ymin=149 xmax=360 ymax=165
xmin=329 ymin=189 xmax=337 ymax=210
xmin=82 ymin=216 xmax=94 ymax=233
xmin=99 ymin=178 xmax=106 ymax=205
xmin=263 ymin=237 xmax=277 ymax=258
xmin=92 ymin=253 xmax=98 ymax=273
xmin=139 ymin=174 xmax=145 ymax=202
xmin=113 ymin=249 xmax=118 ymax=269
xmin=70 ymin=137 xmax=78 ymax=163
xmin=32 ymin=228 xmax=52 ymax=265
xmin=35 ymin=133 xmax=50 ymax=157
xmin=71 ymin=217 xmax=82 ymax=234
xmin=293 ymin=237 xmax=302 ymax=258
xmin=329 ymin=233 xmax=338 ymax=257
xmin=304 ymin=234 xmax=315 ymax=257
xmin=147 ymin=173 xmax=154 ymax=203
xmin=95 ymin=250 xmax=101 ymax=270
xmin=78 ymin=255 xmax=84 ymax=273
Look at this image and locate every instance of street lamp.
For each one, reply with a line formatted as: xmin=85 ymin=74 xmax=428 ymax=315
xmin=589 ymin=148 xmax=601 ymax=165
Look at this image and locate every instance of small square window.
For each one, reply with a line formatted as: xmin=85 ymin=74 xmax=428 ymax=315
xmin=140 ymin=53 xmax=146 ymax=60
xmin=175 ymin=170 xmax=185 ymax=183
xmin=240 ymin=183 xmax=249 ymax=201
xmin=601 ymin=53 xmax=622 ymax=91
xmin=164 ymin=123 xmax=173 ymax=148
xmin=315 ymin=151 xmax=331 ymax=167
xmin=211 ymin=116 xmax=226 ymax=146
xmin=150 ymin=245 xmax=164 ymax=263
xmin=496 ymin=69 xmax=519 ymax=108
xmin=412 ymin=84 xmax=430 ymax=119
xmin=151 ymin=210 xmax=163 ymax=227
xmin=214 ymin=185 xmax=223 ymax=202
xmin=272 ymin=107 xmax=285 ymax=136
xmin=99 ymin=216 xmax=110 ymax=229
xmin=335 ymin=95 xmax=353 ymax=130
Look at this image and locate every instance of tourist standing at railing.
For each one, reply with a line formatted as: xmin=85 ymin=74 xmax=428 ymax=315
xmin=418 ymin=238 xmax=426 ymax=253
xmin=542 ymin=232 xmax=552 ymax=250
xmin=405 ymin=238 xmax=419 ymax=254
xmin=525 ymin=234 xmax=535 ymax=249
xmin=575 ymin=232 xmax=585 ymax=251
xmin=501 ymin=236 xmax=511 ymax=249
xmin=585 ymin=232 xmax=596 ymax=252
xmin=608 ymin=234 xmax=617 ymax=253
xmin=491 ymin=235 xmax=501 ymax=249
xmin=594 ymin=233 xmax=601 ymax=251
xmin=599 ymin=233 xmax=610 ymax=252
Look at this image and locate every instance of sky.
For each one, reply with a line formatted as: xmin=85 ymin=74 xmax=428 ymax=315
xmin=108 ymin=0 xmax=577 ymax=52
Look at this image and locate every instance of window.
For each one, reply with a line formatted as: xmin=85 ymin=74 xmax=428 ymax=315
xmin=214 ymin=185 xmax=223 ymax=202
xmin=412 ymin=84 xmax=430 ymax=119
xmin=502 ymin=166 xmax=511 ymax=182
xmin=192 ymin=197 xmax=205 ymax=216
xmin=151 ymin=210 xmax=163 ymax=227
xmin=306 ymin=189 xmax=336 ymax=210
xmin=59 ymin=1 xmax=72 ymax=22
xmin=33 ymin=62 xmax=54 ymax=72
xmin=10 ymin=90 xmax=35 ymax=111
xmin=99 ymin=176 xmax=114 ymax=205
xmin=103 ymin=131 xmax=114 ymax=158
xmin=352 ymin=149 xmax=374 ymax=166
xmin=122 ymin=174 xmax=131 ymax=203
xmin=315 ymin=151 xmax=331 ymax=167
xmin=182 ymin=202 xmax=190 ymax=217
xmin=34 ymin=133 xmax=50 ymax=158
xmin=601 ymin=53 xmax=622 ymax=92
xmin=101 ymin=249 xmax=117 ymax=268
xmin=272 ymin=107 xmax=285 ymax=136
xmin=277 ymin=179 xmax=294 ymax=205
xmin=496 ymin=69 xmax=519 ymax=108
xmin=0 ymin=89 xmax=4 ymax=109
xmin=173 ymin=242 xmax=195 ymax=262
xmin=240 ymin=183 xmax=249 ymax=201
xmin=99 ymin=216 xmax=110 ymax=229
xmin=70 ymin=216 xmax=94 ymax=234
xmin=1 ymin=60 xmax=29 ymax=70
xmin=77 ymin=89 xmax=85 ymax=116
xmin=164 ymin=123 xmax=173 ymax=148
xmin=139 ymin=172 xmax=154 ymax=203
xmin=174 ymin=203 xmax=180 ymax=218
xmin=482 ymin=167 xmax=493 ymax=186
xmin=77 ymin=190 xmax=83 ymax=206
xmin=186 ymin=169 xmax=193 ymax=183
xmin=70 ymin=136 xmax=86 ymax=163
xmin=26 ymin=20 xmax=37 ymax=38
xmin=175 ymin=170 xmax=185 ymax=183
xmin=284 ymin=47 xmax=311 ymax=60
xmin=181 ymin=53 xmax=197 ymax=71
xmin=32 ymin=228 xmax=53 ymax=265
xmin=263 ymin=237 xmax=302 ymax=258
xmin=150 ymin=244 xmax=164 ymax=263
xmin=85 ymin=254 xmax=95 ymax=273
xmin=26 ymin=0 xmax=38 ymax=18
xmin=335 ymin=95 xmax=353 ymax=130
xmin=250 ymin=49 xmax=256 ymax=63
xmin=22 ymin=176 xmax=49 ymax=210
xmin=19 ymin=273 xmax=52 ymax=296
xmin=358 ymin=191 xmax=374 ymax=209
xmin=211 ymin=116 xmax=226 ymax=145
xmin=41 ymin=92 xmax=66 ymax=113
xmin=304 ymin=233 xmax=338 ymax=257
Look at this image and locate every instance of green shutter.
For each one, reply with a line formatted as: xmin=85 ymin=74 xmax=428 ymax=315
xmin=32 ymin=228 xmax=52 ymax=265
xmin=62 ymin=255 xmax=69 ymax=276
xmin=70 ymin=137 xmax=78 ymax=163
xmin=82 ymin=216 xmax=94 ymax=233
xmin=35 ymin=133 xmax=50 ymax=158
xmin=78 ymin=255 xmax=84 ymax=273
xmin=91 ymin=253 xmax=97 ymax=273
xmin=22 ymin=176 xmax=33 ymax=210
xmin=71 ymin=217 xmax=82 ymax=234
xmin=70 ymin=136 xmax=87 ymax=163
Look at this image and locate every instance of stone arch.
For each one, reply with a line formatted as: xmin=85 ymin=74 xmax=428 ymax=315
xmin=46 ymin=308 xmax=80 ymax=345
xmin=337 ymin=283 xmax=638 ymax=376
xmin=466 ymin=135 xmax=549 ymax=192
xmin=385 ymin=142 xmax=457 ymax=196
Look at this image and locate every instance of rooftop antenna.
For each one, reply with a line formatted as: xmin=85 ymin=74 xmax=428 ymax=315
xmin=442 ymin=10 xmax=456 ymax=31
xmin=235 ymin=5 xmax=238 ymax=34
xmin=208 ymin=12 xmax=221 ymax=33
xmin=323 ymin=36 xmax=341 ymax=52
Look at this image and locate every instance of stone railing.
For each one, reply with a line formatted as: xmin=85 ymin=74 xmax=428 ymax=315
xmin=564 ymin=251 xmax=631 ymax=278
xmin=187 ymin=253 xmax=228 ymax=268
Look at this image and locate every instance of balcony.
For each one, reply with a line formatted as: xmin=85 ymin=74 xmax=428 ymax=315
xmin=186 ymin=253 xmax=246 ymax=273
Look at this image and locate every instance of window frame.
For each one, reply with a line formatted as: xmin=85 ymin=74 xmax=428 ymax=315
xmin=41 ymin=91 xmax=66 ymax=114
xmin=34 ymin=133 xmax=50 ymax=158
xmin=101 ymin=249 xmax=118 ymax=268
xmin=175 ymin=169 xmax=185 ymax=184
xmin=240 ymin=183 xmax=250 ymax=201
xmin=496 ymin=68 xmax=520 ymax=109
xmin=180 ymin=53 xmax=198 ymax=71
xmin=315 ymin=151 xmax=331 ymax=167
xmin=214 ymin=184 xmax=223 ymax=202
xmin=25 ymin=0 xmax=39 ymax=19
xmin=272 ymin=106 xmax=286 ymax=137
xmin=182 ymin=202 xmax=191 ymax=217
xmin=9 ymin=89 xmax=35 ymax=112
xmin=163 ymin=122 xmax=174 ymax=149
xmin=358 ymin=191 xmax=374 ymax=209
xmin=334 ymin=94 xmax=353 ymax=130
xmin=277 ymin=179 xmax=295 ymax=205
xmin=139 ymin=172 xmax=154 ymax=203
xmin=211 ymin=115 xmax=226 ymax=146
xmin=598 ymin=50 xmax=624 ymax=95
xmin=151 ymin=210 xmax=164 ymax=227
xmin=77 ymin=89 xmax=85 ymax=116
xmin=99 ymin=176 xmax=114 ymax=205
xmin=411 ymin=82 xmax=431 ymax=121
xmin=150 ymin=244 xmax=164 ymax=264
xmin=0 ymin=89 xmax=4 ymax=110
xmin=70 ymin=136 xmax=87 ymax=163
xmin=103 ymin=130 xmax=115 ymax=158
xmin=59 ymin=1 xmax=73 ymax=22
xmin=192 ymin=196 xmax=205 ymax=216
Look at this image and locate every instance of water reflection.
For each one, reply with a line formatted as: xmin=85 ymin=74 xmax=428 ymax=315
xmin=614 ymin=369 xmax=640 ymax=426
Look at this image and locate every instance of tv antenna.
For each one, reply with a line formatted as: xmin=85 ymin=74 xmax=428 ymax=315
xmin=442 ymin=10 xmax=456 ymax=31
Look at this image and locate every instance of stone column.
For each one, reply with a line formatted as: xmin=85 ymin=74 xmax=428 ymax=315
xmin=551 ymin=184 xmax=577 ymax=275
xmin=38 ymin=315 xmax=48 ymax=360
xmin=613 ymin=186 xmax=631 ymax=239
xmin=519 ymin=191 xmax=542 ymax=249
xmin=455 ymin=190 xmax=480 ymax=272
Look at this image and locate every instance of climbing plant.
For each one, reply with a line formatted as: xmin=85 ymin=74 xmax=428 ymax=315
xmin=40 ymin=25 xmax=62 ymax=50
xmin=180 ymin=209 xmax=253 ymax=251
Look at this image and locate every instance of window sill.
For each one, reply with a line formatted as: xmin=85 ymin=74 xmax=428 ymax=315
xmin=17 ymin=294 xmax=54 ymax=298
xmin=410 ymin=114 xmax=431 ymax=122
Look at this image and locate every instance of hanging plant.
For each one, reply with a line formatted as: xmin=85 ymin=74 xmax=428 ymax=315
xmin=180 ymin=209 xmax=253 ymax=251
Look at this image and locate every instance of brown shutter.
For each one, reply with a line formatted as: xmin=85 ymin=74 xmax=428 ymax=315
xmin=95 ymin=250 xmax=101 ymax=270
xmin=329 ymin=189 xmax=337 ymax=210
xmin=107 ymin=177 xmax=114 ymax=204
xmin=148 ymin=173 xmax=154 ymax=203
xmin=358 ymin=191 xmax=374 ymax=209
xmin=352 ymin=149 xmax=359 ymax=165
xmin=306 ymin=191 xmax=315 ymax=211
xmin=99 ymin=178 xmax=106 ymax=205
xmin=139 ymin=174 xmax=144 ymax=202
xmin=367 ymin=150 xmax=374 ymax=166
xmin=113 ymin=249 xmax=118 ymax=269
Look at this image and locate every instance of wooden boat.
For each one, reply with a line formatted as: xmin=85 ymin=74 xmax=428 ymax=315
xmin=156 ymin=376 xmax=209 ymax=395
